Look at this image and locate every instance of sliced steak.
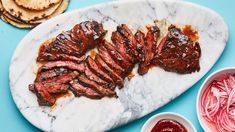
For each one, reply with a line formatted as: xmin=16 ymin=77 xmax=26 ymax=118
xmin=152 ymin=25 xmax=201 ymax=74
xmin=37 ymin=52 xmax=85 ymax=62
xmin=76 ymin=75 xmax=117 ymax=97
xmin=111 ymin=31 xmax=135 ymax=63
xmin=43 ymin=71 xmax=79 ymax=84
xmin=117 ymin=24 xmax=139 ymax=59
xmin=138 ymin=26 xmax=160 ymax=75
xmin=98 ymin=45 xmax=125 ymax=76
xmin=39 ymin=61 xmax=85 ymax=73
xmin=86 ymin=56 xmax=115 ymax=88
xmin=95 ymin=54 xmax=124 ymax=88
xmin=135 ymin=30 xmax=145 ymax=62
xmin=71 ymin=21 xmax=107 ymax=49
xmin=102 ymin=40 xmax=134 ymax=73
xmin=70 ymin=81 xmax=103 ymax=99
xmin=34 ymin=82 xmax=55 ymax=106
xmin=84 ymin=63 xmax=115 ymax=90
xmin=43 ymin=84 xmax=69 ymax=94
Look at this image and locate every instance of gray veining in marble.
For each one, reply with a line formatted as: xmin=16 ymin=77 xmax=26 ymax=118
xmin=9 ymin=0 xmax=228 ymax=131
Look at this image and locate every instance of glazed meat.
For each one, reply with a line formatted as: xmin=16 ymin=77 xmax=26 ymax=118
xmin=30 ymin=20 xmax=201 ymax=106
xmin=152 ymin=25 xmax=201 ymax=74
xmin=37 ymin=21 xmax=106 ymax=62
xmin=138 ymin=26 xmax=160 ymax=75
xmin=70 ymin=81 xmax=103 ymax=99
xmin=95 ymin=54 xmax=124 ymax=88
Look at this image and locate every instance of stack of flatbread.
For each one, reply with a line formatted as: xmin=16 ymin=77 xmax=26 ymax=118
xmin=0 ymin=0 xmax=69 ymax=28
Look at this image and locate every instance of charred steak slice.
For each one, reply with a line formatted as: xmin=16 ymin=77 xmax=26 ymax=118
xmin=34 ymin=82 xmax=55 ymax=106
xmin=43 ymin=71 xmax=79 ymax=84
xmin=98 ymin=45 xmax=125 ymax=76
xmin=76 ymin=75 xmax=117 ymax=97
xmin=37 ymin=52 xmax=85 ymax=62
xmin=95 ymin=54 xmax=124 ymax=88
xmin=102 ymin=40 xmax=134 ymax=73
xmin=111 ymin=31 xmax=135 ymax=63
xmin=39 ymin=61 xmax=85 ymax=73
xmin=84 ymin=63 xmax=115 ymax=90
xmin=135 ymin=30 xmax=145 ymax=62
xmin=70 ymin=81 xmax=103 ymax=99
xmin=138 ymin=26 xmax=160 ymax=75
xmin=152 ymin=25 xmax=201 ymax=74
xmin=117 ymin=24 xmax=139 ymax=60
xmin=71 ymin=21 xmax=107 ymax=49
xmin=86 ymin=56 xmax=116 ymax=89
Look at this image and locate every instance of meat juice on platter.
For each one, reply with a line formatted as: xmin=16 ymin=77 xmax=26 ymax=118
xmin=29 ymin=20 xmax=201 ymax=106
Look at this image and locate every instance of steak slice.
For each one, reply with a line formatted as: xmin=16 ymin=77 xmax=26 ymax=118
xmin=98 ymin=45 xmax=125 ymax=76
xmin=152 ymin=25 xmax=201 ymax=74
xmin=138 ymin=26 xmax=160 ymax=75
xmin=39 ymin=61 xmax=85 ymax=73
xmin=71 ymin=21 xmax=107 ymax=49
xmin=70 ymin=81 xmax=103 ymax=99
xmin=111 ymin=31 xmax=135 ymax=63
xmin=43 ymin=71 xmax=79 ymax=84
xmin=34 ymin=82 xmax=55 ymax=106
xmin=95 ymin=54 xmax=124 ymax=88
xmin=86 ymin=56 xmax=115 ymax=88
xmin=117 ymin=24 xmax=139 ymax=59
xmin=135 ymin=30 xmax=145 ymax=62
xmin=76 ymin=75 xmax=117 ymax=97
xmin=102 ymin=40 xmax=134 ymax=73
xmin=84 ymin=63 xmax=115 ymax=90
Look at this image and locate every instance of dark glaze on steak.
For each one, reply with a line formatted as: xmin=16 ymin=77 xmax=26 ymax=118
xmin=152 ymin=25 xmax=201 ymax=74
xmin=30 ymin=20 xmax=201 ymax=106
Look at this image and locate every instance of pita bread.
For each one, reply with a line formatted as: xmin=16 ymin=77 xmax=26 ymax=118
xmin=28 ymin=0 xmax=69 ymax=24
xmin=14 ymin=0 xmax=61 ymax=11
xmin=1 ymin=0 xmax=62 ymax=22
xmin=1 ymin=14 xmax=35 ymax=28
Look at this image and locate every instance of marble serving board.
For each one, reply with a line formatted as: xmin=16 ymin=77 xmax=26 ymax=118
xmin=9 ymin=0 xmax=228 ymax=131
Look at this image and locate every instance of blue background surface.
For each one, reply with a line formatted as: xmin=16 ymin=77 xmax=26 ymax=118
xmin=0 ymin=0 xmax=234 ymax=131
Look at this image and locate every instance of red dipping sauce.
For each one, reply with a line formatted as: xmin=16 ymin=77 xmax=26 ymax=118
xmin=151 ymin=119 xmax=188 ymax=132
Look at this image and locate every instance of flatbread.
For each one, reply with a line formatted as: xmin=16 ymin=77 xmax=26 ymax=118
xmin=14 ymin=0 xmax=61 ymax=11
xmin=28 ymin=0 xmax=69 ymax=24
xmin=0 ymin=1 xmax=4 ymax=15
xmin=1 ymin=14 xmax=34 ymax=28
xmin=1 ymin=0 xmax=62 ymax=22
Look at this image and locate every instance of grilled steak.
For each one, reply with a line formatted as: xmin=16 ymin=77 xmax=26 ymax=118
xmin=76 ymin=75 xmax=117 ymax=97
xmin=138 ymin=26 xmax=160 ymax=75
xmin=84 ymin=63 xmax=115 ymax=89
xmin=102 ymin=40 xmax=134 ymax=74
xmin=37 ymin=52 xmax=85 ymax=62
xmin=39 ymin=61 xmax=85 ymax=73
xmin=70 ymin=81 xmax=103 ymax=99
xmin=86 ymin=56 xmax=116 ymax=89
xmin=111 ymin=31 xmax=135 ymax=63
xmin=135 ymin=30 xmax=145 ymax=62
xmin=98 ymin=45 xmax=125 ymax=76
xmin=152 ymin=25 xmax=201 ymax=74
xmin=117 ymin=24 xmax=139 ymax=60
xmin=95 ymin=54 xmax=124 ymax=88
xmin=34 ymin=82 xmax=55 ymax=106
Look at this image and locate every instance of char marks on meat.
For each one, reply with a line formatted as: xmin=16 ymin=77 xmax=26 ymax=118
xmin=31 ymin=20 xmax=201 ymax=106
xmin=138 ymin=26 xmax=160 ymax=75
xmin=152 ymin=25 xmax=201 ymax=74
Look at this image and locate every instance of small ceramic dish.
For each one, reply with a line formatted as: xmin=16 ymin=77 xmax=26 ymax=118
xmin=141 ymin=112 xmax=196 ymax=132
xmin=196 ymin=67 xmax=235 ymax=131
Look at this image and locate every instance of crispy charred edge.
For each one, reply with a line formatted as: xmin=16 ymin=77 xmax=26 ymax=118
xmin=138 ymin=26 xmax=160 ymax=75
xmin=37 ymin=21 xmax=107 ymax=62
xmin=70 ymin=81 xmax=103 ymax=99
xmin=86 ymin=56 xmax=116 ymax=89
xmin=101 ymin=40 xmax=134 ymax=75
xmin=111 ymin=31 xmax=135 ymax=63
xmin=74 ymin=75 xmax=117 ymax=97
xmin=152 ymin=25 xmax=201 ymax=74
xmin=95 ymin=54 xmax=124 ymax=88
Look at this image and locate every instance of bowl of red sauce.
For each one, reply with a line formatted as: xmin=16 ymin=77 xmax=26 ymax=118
xmin=197 ymin=67 xmax=235 ymax=132
xmin=141 ymin=112 xmax=196 ymax=132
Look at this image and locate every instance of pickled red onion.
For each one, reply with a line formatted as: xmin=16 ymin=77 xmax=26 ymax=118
xmin=201 ymin=74 xmax=235 ymax=132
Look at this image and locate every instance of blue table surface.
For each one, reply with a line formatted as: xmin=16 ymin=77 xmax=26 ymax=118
xmin=0 ymin=0 xmax=234 ymax=131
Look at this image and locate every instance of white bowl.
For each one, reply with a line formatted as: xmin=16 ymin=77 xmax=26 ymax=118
xmin=196 ymin=67 xmax=235 ymax=131
xmin=141 ymin=112 xmax=196 ymax=132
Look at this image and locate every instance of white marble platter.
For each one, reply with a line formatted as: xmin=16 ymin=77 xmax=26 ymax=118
xmin=9 ymin=0 xmax=228 ymax=131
